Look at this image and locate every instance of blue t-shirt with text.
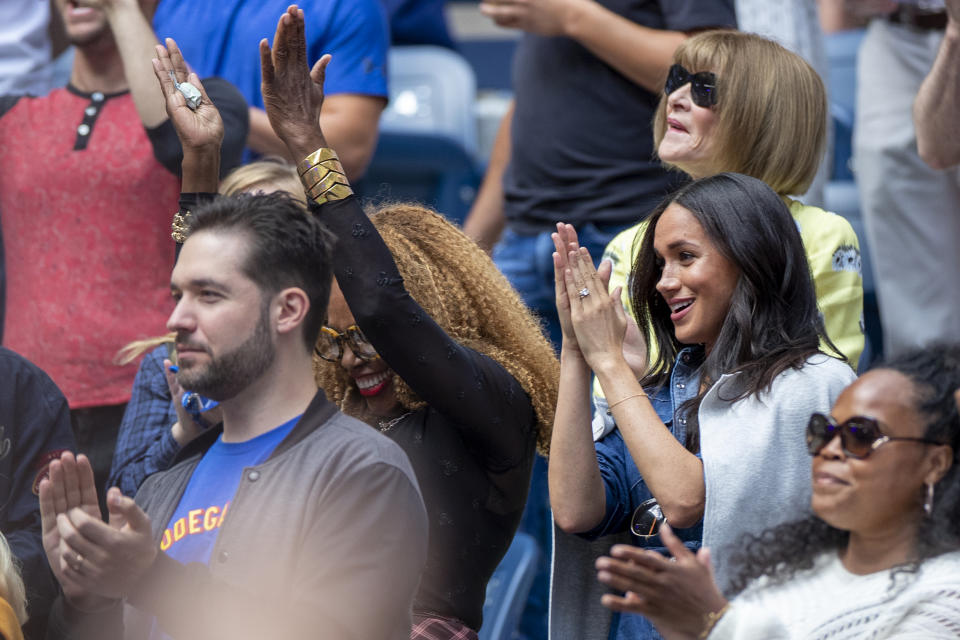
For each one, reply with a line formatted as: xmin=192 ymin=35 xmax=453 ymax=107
xmin=159 ymin=414 xmax=301 ymax=564
xmin=148 ymin=415 xmax=300 ymax=640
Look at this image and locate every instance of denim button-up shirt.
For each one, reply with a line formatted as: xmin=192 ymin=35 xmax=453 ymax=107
xmin=583 ymin=346 xmax=704 ymax=549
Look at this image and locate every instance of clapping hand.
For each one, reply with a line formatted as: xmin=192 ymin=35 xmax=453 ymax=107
xmin=39 ymin=453 xmax=117 ymax=610
xmin=553 ymin=224 xmax=614 ymax=353
xmin=40 ymin=453 xmax=158 ymax=607
xmin=260 ymin=5 xmax=330 ymax=160
xmin=561 ymin=243 xmax=625 ymax=371
xmin=596 ymin=524 xmax=728 ymax=639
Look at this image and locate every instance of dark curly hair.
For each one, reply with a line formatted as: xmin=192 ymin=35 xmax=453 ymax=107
xmin=727 ymin=344 xmax=960 ymax=595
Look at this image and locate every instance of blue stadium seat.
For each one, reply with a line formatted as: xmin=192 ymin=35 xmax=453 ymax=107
xmin=380 ymin=45 xmax=479 ymax=158
xmin=478 ymin=532 xmax=540 ymax=640
xmin=355 ymin=46 xmax=482 ymax=224
xmin=354 ymin=132 xmax=481 ymax=226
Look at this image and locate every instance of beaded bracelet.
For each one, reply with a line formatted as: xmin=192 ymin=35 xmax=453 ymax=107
xmin=298 ymin=148 xmax=354 ymax=204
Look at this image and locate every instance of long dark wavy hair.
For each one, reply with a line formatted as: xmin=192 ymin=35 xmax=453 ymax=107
xmin=631 ymin=173 xmax=837 ymax=452
xmin=727 ymin=344 xmax=960 ymax=594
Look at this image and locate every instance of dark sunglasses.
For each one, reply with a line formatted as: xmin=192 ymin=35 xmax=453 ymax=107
xmin=806 ymin=413 xmax=945 ymax=459
xmin=664 ymin=64 xmax=717 ymax=108
xmin=316 ymin=325 xmax=379 ymax=362
xmin=630 ymin=498 xmax=666 ymax=538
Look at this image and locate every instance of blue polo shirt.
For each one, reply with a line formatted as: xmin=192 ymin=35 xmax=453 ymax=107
xmin=153 ymin=0 xmax=389 ymax=160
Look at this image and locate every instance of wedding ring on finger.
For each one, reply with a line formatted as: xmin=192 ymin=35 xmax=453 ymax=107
xmin=578 ymin=287 xmax=590 ymax=299
xmin=72 ymin=552 xmax=84 ymax=572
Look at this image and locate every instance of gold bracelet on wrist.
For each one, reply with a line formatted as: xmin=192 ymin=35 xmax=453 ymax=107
xmin=171 ymin=209 xmax=193 ymax=244
xmin=699 ymin=603 xmax=730 ymax=639
xmin=606 ymin=392 xmax=647 ymax=415
xmin=298 ymin=148 xmax=354 ymax=204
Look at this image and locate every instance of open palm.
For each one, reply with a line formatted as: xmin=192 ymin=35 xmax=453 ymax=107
xmin=151 ymin=38 xmax=224 ymax=151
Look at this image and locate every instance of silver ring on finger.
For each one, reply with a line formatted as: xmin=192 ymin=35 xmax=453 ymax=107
xmin=72 ymin=552 xmax=84 ymax=572
xmin=578 ymin=287 xmax=590 ymax=299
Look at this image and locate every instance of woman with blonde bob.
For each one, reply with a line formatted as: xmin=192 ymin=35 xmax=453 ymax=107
xmin=601 ymin=30 xmax=864 ymax=392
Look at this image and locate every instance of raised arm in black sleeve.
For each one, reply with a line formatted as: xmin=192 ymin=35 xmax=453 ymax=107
xmin=311 ymin=196 xmax=535 ymax=466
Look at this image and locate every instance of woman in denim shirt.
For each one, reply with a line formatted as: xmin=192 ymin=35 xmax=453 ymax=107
xmin=548 ymin=174 xmax=856 ymax=640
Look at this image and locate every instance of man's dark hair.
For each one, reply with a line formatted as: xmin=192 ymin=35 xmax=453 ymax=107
xmin=186 ymin=192 xmax=335 ymax=351
xmin=632 ymin=172 xmax=834 ymax=452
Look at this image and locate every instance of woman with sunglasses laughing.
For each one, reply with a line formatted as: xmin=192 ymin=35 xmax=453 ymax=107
xmin=601 ymin=30 xmax=864 ymax=375
xmin=594 ymin=344 xmax=960 ymax=639
xmin=548 ymin=173 xmax=856 ymax=640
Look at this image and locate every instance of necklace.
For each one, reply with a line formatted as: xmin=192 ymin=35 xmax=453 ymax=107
xmin=377 ymin=412 xmax=411 ymax=433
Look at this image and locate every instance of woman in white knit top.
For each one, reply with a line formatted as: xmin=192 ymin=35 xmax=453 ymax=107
xmin=593 ymin=345 xmax=960 ymax=639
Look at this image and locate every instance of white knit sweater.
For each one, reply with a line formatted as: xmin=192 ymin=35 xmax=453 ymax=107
xmin=711 ymin=550 xmax=960 ymax=639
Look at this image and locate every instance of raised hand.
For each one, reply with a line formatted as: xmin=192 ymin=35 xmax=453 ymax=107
xmin=260 ymin=5 xmax=331 ymax=160
xmin=151 ymin=39 xmax=224 ymax=152
xmin=596 ymin=524 xmax=727 ymax=638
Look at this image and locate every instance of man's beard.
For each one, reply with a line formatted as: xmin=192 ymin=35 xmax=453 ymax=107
xmin=176 ymin=303 xmax=276 ymax=402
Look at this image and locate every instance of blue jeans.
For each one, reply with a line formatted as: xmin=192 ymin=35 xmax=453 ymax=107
xmin=493 ymin=221 xmax=632 ymax=640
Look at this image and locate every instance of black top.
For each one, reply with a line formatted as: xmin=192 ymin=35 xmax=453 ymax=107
xmin=314 ymin=196 xmax=538 ymax=630
xmin=503 ymin=0 xmax=736 ymax=231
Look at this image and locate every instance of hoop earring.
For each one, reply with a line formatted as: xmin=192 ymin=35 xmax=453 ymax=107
xmin=924 ymin=482 xmax=935 ymax=517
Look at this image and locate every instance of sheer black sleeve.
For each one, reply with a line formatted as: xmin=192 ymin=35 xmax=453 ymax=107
xmin=311 ymin=196 xmax=535 ymax=467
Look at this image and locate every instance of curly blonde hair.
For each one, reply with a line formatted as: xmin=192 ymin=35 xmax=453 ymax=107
xmin=314 ymin=203 xmax=559 ymax=455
